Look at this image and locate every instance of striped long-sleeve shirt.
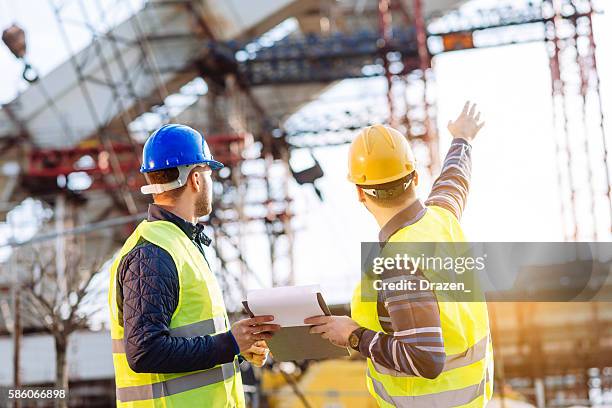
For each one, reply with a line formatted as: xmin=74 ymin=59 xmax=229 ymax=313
xmin=356 ymin=138 xmax=473 ymax=379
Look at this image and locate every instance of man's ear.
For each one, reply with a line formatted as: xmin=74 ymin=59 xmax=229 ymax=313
xmin=356 ymin=185 xmax=367 ymax=203
xmin=413 ymin=171 xmax=419 ymax=188
xmin=189 ymin=169 xmax=202 ymax=192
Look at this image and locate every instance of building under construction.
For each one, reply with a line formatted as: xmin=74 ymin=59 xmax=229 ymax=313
xmin=0 ymin=0 xmax=611 ymax=407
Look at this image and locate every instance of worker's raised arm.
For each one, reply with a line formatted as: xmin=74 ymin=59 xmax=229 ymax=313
xmin=425 ymin=101 xmax=485 ymax=219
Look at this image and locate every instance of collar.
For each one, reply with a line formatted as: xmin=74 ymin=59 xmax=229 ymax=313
xmin=147 ymin=204 xmax=212 ymax=246
xmin=378 ymin=199 xmax=427 ymax=242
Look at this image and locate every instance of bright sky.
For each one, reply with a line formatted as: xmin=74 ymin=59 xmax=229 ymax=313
xmin=0 ymin=0 xmax=611 ymax=306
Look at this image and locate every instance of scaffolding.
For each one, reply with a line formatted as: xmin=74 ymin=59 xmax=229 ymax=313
xmin=1 ymin=0 xmax=298 ymax=312
xmin=47 ymin=0 xmax=175 ymax=215
xmin=544 ymin=0 xmax=611 ymax=241
xmin=0 ymin=1 xmax=611 ymax=404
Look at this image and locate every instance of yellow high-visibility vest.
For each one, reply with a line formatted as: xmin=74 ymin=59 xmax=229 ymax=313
xmin=351 ymin=205 xmax=494 ymax=407
xmin=108 ymin=220 xmax=245 ymax=408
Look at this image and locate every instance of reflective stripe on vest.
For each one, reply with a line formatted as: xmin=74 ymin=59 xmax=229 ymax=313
xmin=111 ymin=316 xmax=227 ymax=353
xmin=117 ymin=360 xmax=240 ymax=403
xmin=370 ymin=335 xmax=490 ymax=377
xmin=367 ymin=369 xmax=491 ymax=408
xmin=170 ymin=315 xmax=227 ymax=338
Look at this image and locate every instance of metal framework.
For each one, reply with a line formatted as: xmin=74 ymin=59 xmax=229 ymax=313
xmin=409 ymin=0 xmax=439 ymax=173
xmin=1 ymin=2 xmax=611 ymax=404
xmin=0 ymin=0 xmax=298 ymax=313
xmin=1 ymin=0 xmax=607 ymax=299
xmin=544 ymin=0 xmax=611 ymax=241
xmin=47 ymin=0 xmax=166 ymax=215
xmin=267 ymin=0 xmax=612 ymax=240
xmin=490 ymin=301 xmax=612 ymax=407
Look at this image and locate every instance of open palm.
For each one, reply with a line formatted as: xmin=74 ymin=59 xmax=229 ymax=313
xmin=447 ymin=101 xmax=485 ymax=142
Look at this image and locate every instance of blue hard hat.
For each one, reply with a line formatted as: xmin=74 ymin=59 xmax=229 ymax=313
xmin=140 ymin=124 xmax=224 ymax=173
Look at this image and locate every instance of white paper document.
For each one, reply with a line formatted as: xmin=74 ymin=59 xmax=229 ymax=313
xmin=246 ymin=284 xmax=324 ymax=327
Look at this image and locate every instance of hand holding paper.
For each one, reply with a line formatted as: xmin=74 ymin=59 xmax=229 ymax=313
xmin=246 ymin=284 xmax=324 ymax=327
xmin=243 ymin=285 xmax=350 ymax=361
xmin=230 ymin=316 xmax=281 ymax=353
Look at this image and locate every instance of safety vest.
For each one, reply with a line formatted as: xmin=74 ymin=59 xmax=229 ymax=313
xmin=351 ymin=205 xmax=494 ymax=408
xmin=108 ymin=220 xmax=245 ymax=408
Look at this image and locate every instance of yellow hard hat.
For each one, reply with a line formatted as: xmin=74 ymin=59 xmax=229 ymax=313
xmin=347 ymin=124 xmax=416 ymax=186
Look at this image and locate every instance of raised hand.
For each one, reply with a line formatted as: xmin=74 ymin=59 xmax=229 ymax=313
xmin=447 ymin=101 xmax=485 ymax=142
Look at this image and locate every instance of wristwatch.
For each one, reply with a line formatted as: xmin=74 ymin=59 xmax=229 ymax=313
xmin=349 ymin=327 xmax=366 ymax=351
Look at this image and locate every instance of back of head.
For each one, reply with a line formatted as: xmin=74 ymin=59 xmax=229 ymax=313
xmin=145 ymin=167 xmax=184 ymax=202
xmin=347 ymin=124 xmax=417 ymax=208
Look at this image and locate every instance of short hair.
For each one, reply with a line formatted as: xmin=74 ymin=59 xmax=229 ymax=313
xmin=145 ymin=167 xmax=186 ymax=201
xmin=358 ymin=173 xmax=416 ymax=208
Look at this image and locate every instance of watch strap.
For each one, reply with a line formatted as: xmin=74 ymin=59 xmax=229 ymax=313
xmin=350 ymin=327 xmax=367 ymax=351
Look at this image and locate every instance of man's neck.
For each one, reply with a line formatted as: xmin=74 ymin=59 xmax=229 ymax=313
xmin=154 ymin=202 xmax=196 ymax=224
xmin=372 ymin=197 xmax=418 ymax=228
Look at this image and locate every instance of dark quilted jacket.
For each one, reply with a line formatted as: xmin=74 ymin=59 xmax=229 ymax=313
xmin=115 ymin=204 xmax=239 ymax=373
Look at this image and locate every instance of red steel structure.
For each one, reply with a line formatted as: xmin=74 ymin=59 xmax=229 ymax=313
xmin=1 ymin=1 xmax=612 ymax=405
xmin=544 ymin=0 xmax=611 ymax=241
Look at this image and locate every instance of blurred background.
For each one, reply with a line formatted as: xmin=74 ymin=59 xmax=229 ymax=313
xmin=0 ymin=0 xmax=611 ymax=406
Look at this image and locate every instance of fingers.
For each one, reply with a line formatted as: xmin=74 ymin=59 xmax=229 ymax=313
xmin=474 ymin=112 xmax=481 ymax=122
xmin=251 ymin=356 xmax=266 ymax=367
xmin=468 ymin=102 xmax=476 ymax=118
xmin=238 ymin=316 xmax=280 ymax=334
xmin=244 ymin=315 xmax=275 ymax=325
xmin=477 ymin=121 xmax=486 ymax=131
xmin=244 ymin=351 xmax=267 ymax=367
xmin=247 ymin=323 xmax=280 ymax=342
xmin=249 ymin=345 xmax=268 ymax=355
xmin=460 ymin=101 xmax=481 ymax=119
xmin=309 ymin=324 xmax=329 ymax=334
xmin=304 ymin=315 xmax=331 ymax=325
xmin=251 ymin=324 xmax=281 ymax=333
xmin=233 ymin=316 xmax=281 ymax=349
xmin=251 ymin=332 xmax=274 ymax=341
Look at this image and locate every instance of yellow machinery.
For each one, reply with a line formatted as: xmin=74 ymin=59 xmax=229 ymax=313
xmin=264 ymin=359 xmax=376 ymax=408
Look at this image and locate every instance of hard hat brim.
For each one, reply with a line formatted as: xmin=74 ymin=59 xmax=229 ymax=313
xmin=205 ymin=159 xmax=224 ymax=170
xmin=140 ymin=158 xmax=225 ymax=173
xmin=348 ymin=167 xmax=415 ymax=186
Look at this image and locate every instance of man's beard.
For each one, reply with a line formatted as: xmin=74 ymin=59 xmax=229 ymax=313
xmin=195 ymin=189 xmax=212 ymax=217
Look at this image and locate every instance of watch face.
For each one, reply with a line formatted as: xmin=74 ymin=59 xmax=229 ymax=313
xmin=349 ymin=333 xmax=359 ymax=348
